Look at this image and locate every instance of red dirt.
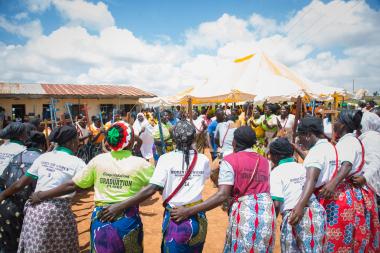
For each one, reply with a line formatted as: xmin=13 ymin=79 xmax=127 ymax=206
xmin=72 ymin=181 xmax=281 ymax=253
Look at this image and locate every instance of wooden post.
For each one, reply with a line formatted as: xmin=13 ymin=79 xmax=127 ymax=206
xmin=156 ymin=106 xmax=166 ymax=155
xmin=331 ymin=93 xmax=338 ymax=143
xmin=292 ymin=96 xmax=302 ymax=143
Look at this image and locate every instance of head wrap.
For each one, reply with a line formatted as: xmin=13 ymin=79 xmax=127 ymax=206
xmin=133 ymin=113 xmax=150 ymax=135
xmin=106 ymin=122 xmax=134 ymax=151
xmin=361 ymin=111 xmax=380 ymax=133
xmin=297 ymin=116 xmax=324 ymax=135
xmin=269 ymin=137 xmax=294 ymax=158
xmin=338 ymin=110 xmax=362 ymax=132
xmin=233 ymin=126 xmax=257 ymax=152
xmin=49 ymin=125 xmax=77 ymax=145
xmin=173 ymin=120 xmax=196 ymax=167
xmin=26 ymin=131 xmax=46 ymax=149
xmin=0 ymin=122 xmax=26 ymax=140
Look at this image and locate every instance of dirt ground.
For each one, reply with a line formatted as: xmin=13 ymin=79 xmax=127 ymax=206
xmin=72 ymin=181 xmax=281 ymax=253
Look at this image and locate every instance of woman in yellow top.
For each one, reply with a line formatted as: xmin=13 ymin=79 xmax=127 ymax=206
xmin=247 ymin=106 xmax=266 ymax=155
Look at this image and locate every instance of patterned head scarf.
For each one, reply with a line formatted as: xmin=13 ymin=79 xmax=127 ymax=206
xmin=106 ymin=122 xmax=134 ymax=151
xmin=173 ymin=120 xmax=196 ymax=168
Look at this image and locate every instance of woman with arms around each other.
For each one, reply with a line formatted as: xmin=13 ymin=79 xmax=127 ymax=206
xmin=322 ymin=110 xmax=379 ymax=251
xmin=0 ymin=125 xmax=85 ymax=253
xmin=269 ymin=138 xmax=326 ymax=253
xmin=291 ymin=112 xmax=380 ymax=252
xmin=0 ymin=131 xmax=46 ymax=253
xmin=30 ymin=122 xmax=155 ymax=253
xmin=352 ymin=111 xmax=380 ymax=217
xmin=171 ymin=126 xmax=275 ymax=253
xmin=99 ymin=120 xmax=210 ymax=253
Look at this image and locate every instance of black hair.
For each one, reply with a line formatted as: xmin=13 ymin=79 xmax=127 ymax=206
xmin=0 ymin=122 xmax=26 ymax=140
xmin=26 ymin=131 xmax=46 ymax=150
xmin=269 ymin=138 xmax=294 ymax=161
xmin=297 ymin=116 xmax=324 ymax=136
xmin=48 ymin=125 xmax=77 ymax=146
xmin=233 ymin=126 xmax=257 ymax=152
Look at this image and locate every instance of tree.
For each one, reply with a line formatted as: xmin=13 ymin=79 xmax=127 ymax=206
xmin=374 ymin=91 xmax=379 ymax=96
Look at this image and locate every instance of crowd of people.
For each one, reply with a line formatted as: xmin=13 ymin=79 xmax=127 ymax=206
xmin=0 ymin=100 xmax=379 ymax=253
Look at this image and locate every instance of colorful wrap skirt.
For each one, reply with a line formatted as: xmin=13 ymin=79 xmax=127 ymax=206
xmin=17 ymin=198 xmax=79 ymax=253
xmin=161 ymin=205 xmax=207 ymax=253
xmin=224 ymin=193 xmax=275 ymax=253
xmin=90 ymin=206 xmax=143 ymax=253
xmin=281 ymin=196 xmax=326 ymax=253
xmin=316 ymin=181 xmax=380 ymax=252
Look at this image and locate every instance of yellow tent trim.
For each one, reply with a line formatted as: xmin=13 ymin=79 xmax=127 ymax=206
xmin=234 ymin=54 xmax=255 ymax=63
xmin=263 ymin=54 xmax=282 ymax=76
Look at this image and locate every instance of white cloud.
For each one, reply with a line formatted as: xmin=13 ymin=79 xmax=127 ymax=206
xmin=14 ymin=12 xmax=29 ymax=20
xmin=25 ymin=0 xmax=52 ymax=12
xmin=53 ymin=0 xmax=115 ymax=31
xmin=0 ymin=16 xmax=42 ymax=39
xmin=185 ymin=13 xmax=253 ymax=50
xmin=285 ymin=0 xmax=380 ymax=48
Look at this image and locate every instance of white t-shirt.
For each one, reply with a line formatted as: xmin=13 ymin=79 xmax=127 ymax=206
xmin=0 ymin=141 xmax=26 ymax=174
xmin=277 ymin=114 xmax=295 ymax=140
xmin=215 ymin=121 xmax=236 ymax=153
xmin=26 ymin=147 xmax=86 ymax=198
xmin=270 ymin=161 xmax=306 ymax=212
xmin=277 ymin=114 xmax=295 ymax=131
xmin=149 ymin=150 xmax=210 ymax=207
xmin=303 ymin=139 xmax=337 ymax=188
xmin=359 ymin=131 xmax=380 ymax=196
xmin=336 ymin=133 xmax=364 ymax=176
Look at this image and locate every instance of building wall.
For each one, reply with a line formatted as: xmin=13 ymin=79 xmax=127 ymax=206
xmin=0 ymin=97 xmax=142 ymax=119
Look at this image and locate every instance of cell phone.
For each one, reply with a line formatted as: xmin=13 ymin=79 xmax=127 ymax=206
xmin=217 ymin=152 xmax=223 ymax=160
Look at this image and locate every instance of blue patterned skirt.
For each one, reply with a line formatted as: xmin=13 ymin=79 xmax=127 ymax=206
xmin=90 ymin=206 xmax=143 ymax=253
xmin=161 ymin=205 xmax=207 ymax=253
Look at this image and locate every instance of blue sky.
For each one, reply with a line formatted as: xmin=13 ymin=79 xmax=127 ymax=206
xmin=2 ymin=0 xmax=378 ymax=44
xmin=0 ymin=0 xmax=312 ymax=44
xmin=0 ymin=0 xmax=379 ymax=95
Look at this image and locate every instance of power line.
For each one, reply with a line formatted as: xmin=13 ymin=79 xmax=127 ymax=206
xmin=301 ymin=0 xmax=362 ymax=45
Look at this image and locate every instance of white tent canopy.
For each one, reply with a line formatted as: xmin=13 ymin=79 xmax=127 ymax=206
xmin=181 ymin=51 xmax=348 ymax=104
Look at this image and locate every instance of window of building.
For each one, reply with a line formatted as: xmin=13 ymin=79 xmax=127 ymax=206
xmin=12 ymin=104 xmax=25 ymax=121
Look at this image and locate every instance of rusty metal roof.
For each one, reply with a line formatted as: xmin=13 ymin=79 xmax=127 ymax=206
xmin=0 ymin=83 xmax=156 ymax=98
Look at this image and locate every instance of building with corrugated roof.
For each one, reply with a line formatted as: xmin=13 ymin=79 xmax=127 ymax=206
xmin=0 ymin=82 xmax=156 ymax=122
